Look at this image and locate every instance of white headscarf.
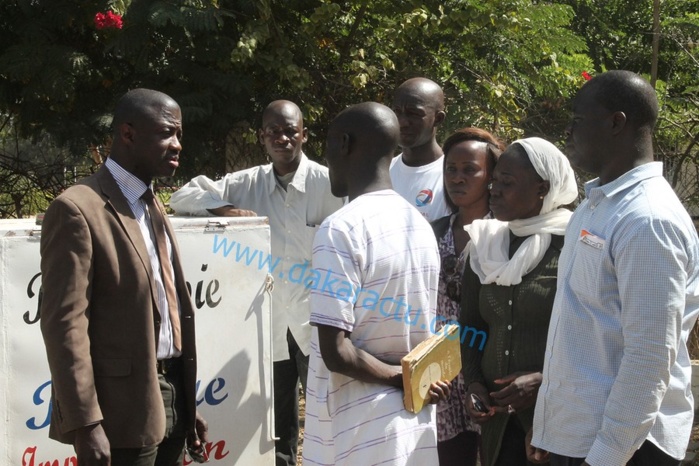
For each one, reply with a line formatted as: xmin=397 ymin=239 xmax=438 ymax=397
xmin=466 ymin=137 xmax=578 ymax=285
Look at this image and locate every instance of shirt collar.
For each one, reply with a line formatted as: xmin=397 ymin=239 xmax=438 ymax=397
xmin=265 ymin=152 xmax=309 ymax=195
xmin=105 ymin=157 xmax=151 ymax=204
xmin=585 ymin=161 xmax=663 ymax=200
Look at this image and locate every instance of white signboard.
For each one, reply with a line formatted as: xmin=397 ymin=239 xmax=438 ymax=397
xmin=0 ymin=217 xmax=275 ymax=466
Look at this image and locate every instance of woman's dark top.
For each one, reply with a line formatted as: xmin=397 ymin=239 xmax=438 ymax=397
xmin=460 ymin=232 xmax=564 ymax=466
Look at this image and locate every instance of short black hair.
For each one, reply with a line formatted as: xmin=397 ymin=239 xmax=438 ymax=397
xmin=331 ymin=101 xmax=399 ymax=160
xmin=582 ymin=70 xmax=658 ymax=130
xmin=441 ymin=127 xmax=504 ymax=212
xmin=112 ymin=88 xmax=177 ymax=133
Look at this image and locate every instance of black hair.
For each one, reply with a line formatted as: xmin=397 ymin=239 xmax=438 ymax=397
xmin=112 ymin=88 xmax=177 ymax=133
xmin=441 ymin=127 xmax=505 ymax=212
xmin=582 ymin=70 xmax=658 ymax=130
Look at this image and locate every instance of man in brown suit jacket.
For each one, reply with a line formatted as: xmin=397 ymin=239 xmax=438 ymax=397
xmin=40 ymin=89 xmax=208 ymax=466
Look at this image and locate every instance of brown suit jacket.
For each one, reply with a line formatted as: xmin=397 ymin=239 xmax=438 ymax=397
xmin=39 ymin=165 xmax=198 ymax=448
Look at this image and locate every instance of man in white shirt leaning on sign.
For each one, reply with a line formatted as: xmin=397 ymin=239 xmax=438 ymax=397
xmin=170 ymin=100 xmax=344 ymax=466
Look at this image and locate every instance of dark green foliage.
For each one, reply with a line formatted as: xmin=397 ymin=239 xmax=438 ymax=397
xmin=0 ymin=0 xmax=697 ymax=217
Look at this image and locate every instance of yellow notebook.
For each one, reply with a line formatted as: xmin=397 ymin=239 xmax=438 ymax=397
xmin=401 ymin=324 xmax=462 ymax=413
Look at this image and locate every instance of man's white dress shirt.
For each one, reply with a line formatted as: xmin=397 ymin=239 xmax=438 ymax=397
xmin=170 ymin=154 xmax=344 ymax=361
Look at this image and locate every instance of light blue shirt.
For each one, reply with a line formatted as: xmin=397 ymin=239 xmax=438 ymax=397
xmin=532 ymin=162 xmax=699 ymax=465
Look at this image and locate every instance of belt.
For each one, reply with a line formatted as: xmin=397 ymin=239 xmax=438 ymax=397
xmin=156 ymin=357 xmax=182 ymax=375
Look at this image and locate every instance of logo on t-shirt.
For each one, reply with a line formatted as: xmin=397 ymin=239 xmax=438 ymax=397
xmin=415 ymin=189 xmax=434 ymax=207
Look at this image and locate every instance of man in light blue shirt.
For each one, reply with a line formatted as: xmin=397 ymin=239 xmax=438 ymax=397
xmin=529 ymin=71 xmax=699 ymax=466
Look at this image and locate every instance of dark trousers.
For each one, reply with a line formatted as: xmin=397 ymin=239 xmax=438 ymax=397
xmin=110 ymin=360 xmax=187 ymax=466
xmin=493 ymin=416 xmax=530 ymax=466
xmin=549 ymin=440 xmax=681 ymax=466
xmin=437 ymin=430 xmax=479 ymax=466
xmin=274 ymin=330 xmax=310 ymax=466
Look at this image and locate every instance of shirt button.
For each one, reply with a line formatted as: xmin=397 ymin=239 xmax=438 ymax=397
xmin=507 ymin=325 xmax=512 ymax=330
xmin=508 ymin=300 xmax=513 ymax=305
xmin=287 ymin=229 xmax=291 ymax=233
xmin=505 ymin=350 xmax=510 ymax=355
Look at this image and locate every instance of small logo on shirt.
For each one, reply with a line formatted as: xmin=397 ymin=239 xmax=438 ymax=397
xmin=415 ymin=189 xmax=434 ymax=207
xmin=579 ymin=229 xmax=605 ymax=250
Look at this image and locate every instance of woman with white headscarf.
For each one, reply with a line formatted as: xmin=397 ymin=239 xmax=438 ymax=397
xmin=460 ymin=137 xmax=578 ymax=466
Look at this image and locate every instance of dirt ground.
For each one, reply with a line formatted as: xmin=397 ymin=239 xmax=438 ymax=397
xmin=297 ymin=390 xmax=305 ymax=465
xmin=689 ymin=422 xmax=699 ymax=465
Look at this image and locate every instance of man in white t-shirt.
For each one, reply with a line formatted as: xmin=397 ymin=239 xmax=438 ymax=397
xmin=390 ymin=77 xmax=451 ymax=221
xmin=302 ymin=101 xmax=450 ymax=466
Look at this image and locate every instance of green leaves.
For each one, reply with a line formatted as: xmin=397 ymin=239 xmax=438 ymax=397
xmin=0 ymin=0 xmax=697 ymax=217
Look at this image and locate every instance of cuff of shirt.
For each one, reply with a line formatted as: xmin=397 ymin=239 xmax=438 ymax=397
xmin=586 ymin=438 xmax=634 ymax=466
xmin=204 ymin=201 xmax=237 ymax=213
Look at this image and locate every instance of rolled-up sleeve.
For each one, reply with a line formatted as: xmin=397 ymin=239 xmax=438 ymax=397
xmin=170 ymin=174 xmax=242 ymax=216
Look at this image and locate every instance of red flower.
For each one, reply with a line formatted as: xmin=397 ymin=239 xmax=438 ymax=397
xmin=95 ymin=11 xmax=123 ymax=30
xmin=582 ymin=71 xmax=592 ymax=81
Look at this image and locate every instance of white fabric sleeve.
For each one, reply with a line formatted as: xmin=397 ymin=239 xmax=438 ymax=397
xmin=309 ymin=220 xmax=361 ymax=333
xmin=170 ymin=174 xmax=240 ymax=216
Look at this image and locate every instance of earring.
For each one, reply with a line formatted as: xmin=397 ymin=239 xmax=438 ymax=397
xmin=539 ymin=195 xmax=544 ymax=199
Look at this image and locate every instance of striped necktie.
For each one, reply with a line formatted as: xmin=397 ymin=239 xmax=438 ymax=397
xmin=142 ymin=188 xmax=181 ymax=351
